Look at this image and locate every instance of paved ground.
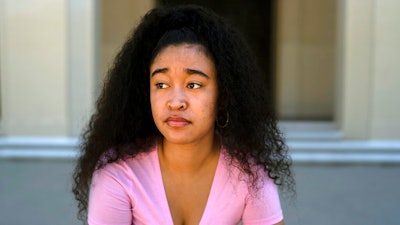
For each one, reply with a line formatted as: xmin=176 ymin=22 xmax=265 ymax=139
xmin=0 ymin=159 xmax=399 ymax=225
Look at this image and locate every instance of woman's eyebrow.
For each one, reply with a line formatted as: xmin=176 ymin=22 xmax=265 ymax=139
xmin=186 ymin=68 xmax=209 ymax=79
xmin=151 ymin=68 xmax=168 ymax=77
xmin=151 ymin=68 xmax=210 ymax=79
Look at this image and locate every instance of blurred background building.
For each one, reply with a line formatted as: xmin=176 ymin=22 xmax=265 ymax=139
xmin=1 ymin=1 xmax=400 ymax=225
xmin=1 ymin=0 xmax=400 ymax=161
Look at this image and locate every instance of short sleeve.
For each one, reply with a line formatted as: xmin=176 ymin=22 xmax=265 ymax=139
xmin=241 ymin=176 xmax=283 ymax=225
xmin=88 ymin=167 xmax=133 ymax=225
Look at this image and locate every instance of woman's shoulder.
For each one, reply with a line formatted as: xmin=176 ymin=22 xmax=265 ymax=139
xmin=94 ymin=144 xmax=158 ymax=179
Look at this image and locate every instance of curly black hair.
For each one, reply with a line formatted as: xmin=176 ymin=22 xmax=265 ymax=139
xmin=72 ymin=4 xmax=294 ymax=223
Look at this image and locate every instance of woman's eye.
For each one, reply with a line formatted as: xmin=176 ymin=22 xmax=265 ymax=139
xmin=156 ymin=83 xmax=169 ymax=89
xmin=187 ymin=83 xmax=201 ymax=89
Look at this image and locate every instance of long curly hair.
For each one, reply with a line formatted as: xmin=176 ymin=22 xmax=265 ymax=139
xmin=72 ymin=4 xmax=294 ymax=223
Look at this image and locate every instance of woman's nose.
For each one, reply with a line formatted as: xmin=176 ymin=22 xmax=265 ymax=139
xmin=167 ymin=89 xmax=187 ymax=110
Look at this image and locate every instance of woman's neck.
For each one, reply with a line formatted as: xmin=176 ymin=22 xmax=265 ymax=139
xmin=158 ymin=136 xmax=220 ymax=175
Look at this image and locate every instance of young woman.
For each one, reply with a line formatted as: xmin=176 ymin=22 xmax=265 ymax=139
xmin=73 ymin=4 xmax=294 ymax=225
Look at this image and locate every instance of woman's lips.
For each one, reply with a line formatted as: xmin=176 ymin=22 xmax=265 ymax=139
xmin=166 ymin=116 xmax=190 ymax=127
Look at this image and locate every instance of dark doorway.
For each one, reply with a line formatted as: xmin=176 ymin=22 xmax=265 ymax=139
xmin=158 ymin=0 xmax=277 ymax=108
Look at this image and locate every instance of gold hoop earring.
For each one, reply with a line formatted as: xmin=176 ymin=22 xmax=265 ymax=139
xmin=216 ymin=111 xmax=229 ymax=128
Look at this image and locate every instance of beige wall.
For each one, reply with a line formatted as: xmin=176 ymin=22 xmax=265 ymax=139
xmin=276 ymin=0 xmax=400 ymax=139
xmin=0 ymin=0 xmax=154 ymax=137
xmin=0 ymin=0 xmax=68 ymax=136
xmin=275 ymin=0 xmax=337 ymax=120
xmin=1 ymin=0 xmax=399 ymax=140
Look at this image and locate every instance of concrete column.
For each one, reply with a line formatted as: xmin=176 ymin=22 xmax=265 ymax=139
xmin=336 ymin=0 xmax=374 ymax=139
xmin=337 ymin=0 xmax=400 ymax=140
xmin=370 ymin=0 xmax=400 ymax=139
xmin=67 ymin=0 xmax=98 ymax=136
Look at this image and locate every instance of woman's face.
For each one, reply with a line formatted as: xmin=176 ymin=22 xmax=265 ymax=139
xmin=150 ymin=43 xmax=218 ymax=145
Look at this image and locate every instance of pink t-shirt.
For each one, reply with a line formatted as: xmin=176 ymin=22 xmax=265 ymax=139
xmin=88 ymin=145 xmax=283 ymax=225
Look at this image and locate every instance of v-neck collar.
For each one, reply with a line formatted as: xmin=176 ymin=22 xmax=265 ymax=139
xmin=153 ymin=145 xmax=223 ymax=225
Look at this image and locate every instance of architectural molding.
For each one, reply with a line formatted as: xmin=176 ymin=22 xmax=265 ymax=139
xmin=0 ymin=137 xmax=79 ymax=159
xmin=290 ymin=140 xmax=400 ymax=164
xmin=1 ymin=136 xmax=400 ymax=164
